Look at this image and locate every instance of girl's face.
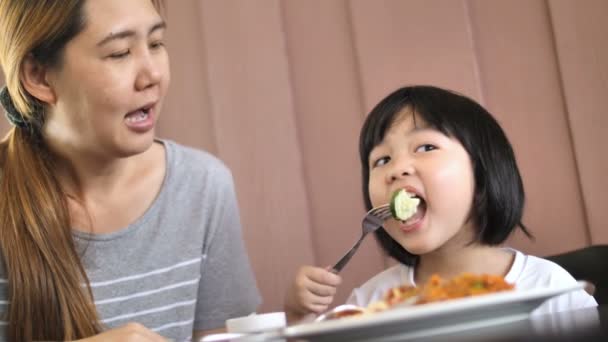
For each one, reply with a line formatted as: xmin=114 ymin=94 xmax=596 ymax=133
xmin=44 ymin=0 xmax=169 ymax=158
xmin=367 ymin=109 xmax=476 ymax=256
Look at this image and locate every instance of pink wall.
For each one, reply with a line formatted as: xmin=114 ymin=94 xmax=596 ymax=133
xmin=1 ymin=0 xmax=606 ymax=313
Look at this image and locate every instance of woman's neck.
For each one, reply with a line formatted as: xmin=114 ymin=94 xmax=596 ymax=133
xmin=414 ymin=245 xmax=514 ymax=286
xmin=52 ymin=146 xmax=148 ymax=199
xmin=46 ymin=141 xmax=165 ymax=234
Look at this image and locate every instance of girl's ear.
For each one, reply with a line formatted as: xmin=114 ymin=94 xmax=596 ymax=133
xmin=20 ymin=54 xmax=57 ymax=105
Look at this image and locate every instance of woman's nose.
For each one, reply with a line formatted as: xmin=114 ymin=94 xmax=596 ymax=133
xmin=135 ymin=54 xmax=162 ymax=91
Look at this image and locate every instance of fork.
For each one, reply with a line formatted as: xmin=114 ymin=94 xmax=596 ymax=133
xmin=331 ymin=204 xmax=393 ymax=273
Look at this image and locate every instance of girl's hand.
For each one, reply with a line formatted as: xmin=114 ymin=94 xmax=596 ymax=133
xmin=284 ymin=265 xmax=342 ymax=322
xmin=75 ymin=323 xmax=167 ymax=341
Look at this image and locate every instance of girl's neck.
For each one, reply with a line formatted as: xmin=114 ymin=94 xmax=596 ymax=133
xmin=414 ymin=245 xmax=514 ymax=286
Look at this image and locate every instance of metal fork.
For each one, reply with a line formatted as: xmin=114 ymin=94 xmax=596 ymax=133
xmin=331 ymin=204 xmax=393 ymax=273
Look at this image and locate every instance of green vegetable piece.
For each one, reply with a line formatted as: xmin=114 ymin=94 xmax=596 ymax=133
xmin=390 ymin=189 xmax=420 ymax=221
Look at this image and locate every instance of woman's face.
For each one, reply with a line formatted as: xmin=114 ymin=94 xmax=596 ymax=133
xmin=44 ymin=0 xmax=170 ymax=158
xmin=367 ymin=110 xmax=476 ymax=256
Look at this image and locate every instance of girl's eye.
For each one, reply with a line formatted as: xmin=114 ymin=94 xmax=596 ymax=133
xmin=109 ymin=50 xmax=130 ymax=59
xmin=150 ymin=40 xmax=165 ymax=50
xmin=415 ymin=144 xmax=437 ymax=153
xmin=372 ymin=156 xmax=390 ymax=168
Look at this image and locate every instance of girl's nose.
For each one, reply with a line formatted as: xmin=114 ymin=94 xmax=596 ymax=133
xmin=387 ymin=156 xmax=415 ymax=182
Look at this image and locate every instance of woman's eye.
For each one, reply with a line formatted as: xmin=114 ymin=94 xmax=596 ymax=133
xmin=109 ymin=50 xmax=130 ymax=59
xmin=415 ymin=144 xmax=437 ymax=153
xmin=372 ymin=156 xmax=390 ymax=168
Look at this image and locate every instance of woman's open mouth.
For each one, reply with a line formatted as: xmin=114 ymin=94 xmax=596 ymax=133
xmin=124 ymin=104 xmax=155 ymax=132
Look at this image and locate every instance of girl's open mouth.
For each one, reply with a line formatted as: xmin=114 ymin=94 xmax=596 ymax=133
xmin=398 ymin=197 xmax=426 ymax=231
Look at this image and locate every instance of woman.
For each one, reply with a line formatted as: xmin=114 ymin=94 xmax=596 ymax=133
xmin=0 ymin=1 xmax=260 ymax=341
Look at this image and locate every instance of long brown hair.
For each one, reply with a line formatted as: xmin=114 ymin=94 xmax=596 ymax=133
xmin=0 ymin=1 xmax=165 ymax=340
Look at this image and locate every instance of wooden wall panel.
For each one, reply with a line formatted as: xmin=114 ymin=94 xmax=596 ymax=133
xmin=349 ymin=0 xmax=483 ymax=108
xmin=196 ymin=0 xmax=315 ymax=312
xmin=549 ymin=0 xmax=608 ymax=244
xmin=162 ymin=1 xmax=218 ymax=154
xmin=468 ymin=0 xmax=589 ymax=255
xmin=281 ymin=0 xmax=386 ymax=305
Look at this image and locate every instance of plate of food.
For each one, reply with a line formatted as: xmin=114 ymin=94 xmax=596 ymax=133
xmin=282 ymin=274 xmax=586 ymax=342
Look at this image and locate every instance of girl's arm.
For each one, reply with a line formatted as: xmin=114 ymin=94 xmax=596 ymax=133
xmin=284 ymin=265 xmax=342 ymax=323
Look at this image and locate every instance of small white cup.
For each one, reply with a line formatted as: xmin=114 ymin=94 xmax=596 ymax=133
xmin=199 ymin=333 xmax=245 ymax=342
xmin=225 ymin=312 xmax=287 ymax=334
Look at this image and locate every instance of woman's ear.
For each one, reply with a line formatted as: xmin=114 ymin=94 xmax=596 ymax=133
xmin=20 ymin=54 xmax=56 ymax=105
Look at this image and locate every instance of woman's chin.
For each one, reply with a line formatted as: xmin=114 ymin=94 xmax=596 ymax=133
xmin=112 ymin=136 xmax=155 ymax=158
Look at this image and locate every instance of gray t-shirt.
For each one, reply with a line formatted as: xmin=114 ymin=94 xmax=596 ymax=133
xmin=0 ymin=140 xmax=261 ymax=340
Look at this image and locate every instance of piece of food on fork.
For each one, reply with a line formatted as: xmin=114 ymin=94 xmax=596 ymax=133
xmin=390 ymin=188 xmax=420 ymax=221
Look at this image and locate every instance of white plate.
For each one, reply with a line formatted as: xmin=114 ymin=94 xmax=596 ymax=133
xmin=282 ymin=281 xmax=586 ymax=341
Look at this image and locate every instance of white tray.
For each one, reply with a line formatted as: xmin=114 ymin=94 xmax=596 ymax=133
xmin=282 ymin=281 xmax=586 ymax=341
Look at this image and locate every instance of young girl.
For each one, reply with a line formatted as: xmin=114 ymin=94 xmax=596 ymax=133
xmin=0 ymin=1 xmax=259 ymax=341
xmin=285 ymin=85 xmax=597 ymax=321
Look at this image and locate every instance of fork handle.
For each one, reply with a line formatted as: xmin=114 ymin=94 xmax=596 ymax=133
xmin=331 ymin=233 xmax=366 ymax=273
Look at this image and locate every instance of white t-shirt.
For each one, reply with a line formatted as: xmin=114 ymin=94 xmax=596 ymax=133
xmin=346 ymin=249 xmax=597 ymax=315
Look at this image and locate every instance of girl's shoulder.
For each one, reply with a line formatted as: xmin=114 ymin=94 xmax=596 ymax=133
xmin=506 ymin=248 xmax=578 ymax=287
xmin=509 ymin=250 xmax=599 ymax=314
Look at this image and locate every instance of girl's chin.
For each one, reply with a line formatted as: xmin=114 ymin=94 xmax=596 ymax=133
xmin=385 ymin=216 xmax=425 ymax=236
xmin=390 ymin=233 xmax=437 ymax=256
xmin=401 ymin=244 xmax=436 ymax=257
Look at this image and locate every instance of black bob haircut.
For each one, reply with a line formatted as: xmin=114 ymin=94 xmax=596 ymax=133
xmin=359 ymin=85 xmax=532 ymax=266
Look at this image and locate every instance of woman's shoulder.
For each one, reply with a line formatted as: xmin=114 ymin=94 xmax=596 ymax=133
xmin=162 ymin=139 xmax=233 ymax=180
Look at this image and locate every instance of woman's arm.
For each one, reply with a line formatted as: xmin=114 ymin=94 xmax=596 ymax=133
xmin=191 ymin=166 xmax=261 ymax=330
xmin=75 ymin=323 xmax=166 ymax=341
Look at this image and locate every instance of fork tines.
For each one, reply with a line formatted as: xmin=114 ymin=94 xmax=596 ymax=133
xmin=370 ymin=204 xmax=392 ymax=220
